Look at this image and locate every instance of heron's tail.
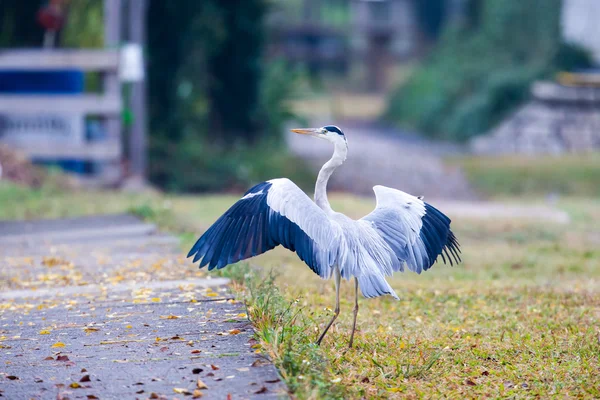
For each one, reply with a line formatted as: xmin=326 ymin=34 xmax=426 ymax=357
xmin=357 ymin=273 xmax=399 ymax=300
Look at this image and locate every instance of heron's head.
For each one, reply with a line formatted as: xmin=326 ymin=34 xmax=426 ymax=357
xmin=291 ymin=125 xmax=346 ymax=144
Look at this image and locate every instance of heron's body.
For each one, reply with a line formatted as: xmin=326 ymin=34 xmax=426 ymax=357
xmin=188 ymin=125 xmax=460 ymax=347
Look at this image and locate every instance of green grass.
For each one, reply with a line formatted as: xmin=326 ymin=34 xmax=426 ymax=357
xmin=452 ymin=154 xmax=600 ymax=197
xmin=1 ymin=181 xmax=599 ymax=398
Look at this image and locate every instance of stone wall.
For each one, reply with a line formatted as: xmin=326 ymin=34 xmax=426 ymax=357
xmin=470 ymin=82 xmax=600 ymax=155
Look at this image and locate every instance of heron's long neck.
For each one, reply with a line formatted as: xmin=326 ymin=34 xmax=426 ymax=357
xmin=315 ymin=141 xmax=347 ymax=214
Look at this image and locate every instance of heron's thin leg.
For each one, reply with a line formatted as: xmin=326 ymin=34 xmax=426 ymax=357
xmin=348 ymin=277 xmax=359 ymax=348
xmin=316 ymin=266 xmax=341 ymax=346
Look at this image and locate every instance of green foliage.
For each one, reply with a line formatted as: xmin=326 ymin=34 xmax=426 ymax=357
xmin=147 ymin=1 xmax=307 ymax=192
xmin=60 ymin=1 xmax=103 ymax=49
xmin=258 ymin=60 xmax=307 ymax=145
xmin=151 ymin=130 xmax=314 ymax=193
xmin=237 ymin=268 xmax=347 ymax=399
xmin=386 ymin=0 xmax=570 ymax=141
xmin=554 ymin=42 xmax=595 ymax=72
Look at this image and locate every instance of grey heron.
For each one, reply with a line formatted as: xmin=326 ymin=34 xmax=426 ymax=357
xmin=188 ymin=125 xmax=461 ymax=347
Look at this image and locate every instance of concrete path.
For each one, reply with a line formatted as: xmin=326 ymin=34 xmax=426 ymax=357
xmin=0 ymin=215 xmax=287 ymax=400
xmin=287 ymin=119 xmax=476 ymax=200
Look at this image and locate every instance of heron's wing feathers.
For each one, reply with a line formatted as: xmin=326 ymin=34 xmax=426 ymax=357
xmin=187 ymin=178 xmax=341 ymax=278
xmin=361 ymin=185 xmax=461 ymax=274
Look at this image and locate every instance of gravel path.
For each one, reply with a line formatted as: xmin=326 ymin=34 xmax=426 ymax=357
xmin=0 ymin=215 xmax=287 ymax=400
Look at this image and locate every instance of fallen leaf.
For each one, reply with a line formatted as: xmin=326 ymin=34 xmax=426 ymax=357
xmin=254 ymin=386 xmax=268 ymax=394
xmin=266 ymin=378 xmax=281 ymax=383
xmin=151 ymin=297 xmax=161 ymax=302
xmin=87 ymin=395 xmax=99 ymax=399
xmin=70 ymin=382 xmax=81 ymax=389
xmin=149 ymin=393 xmax=159 ymax=399
xmin=39 ymin=329 xmax=51 ymax=335
xmin=196 ymin=379 xmax=208 ymax=389
xmin=125 ymin=325 xmax=132 ymax=329
xmin=173 ymin=387 xmax=191 ymax=395
xmin=481 ymin=371 xmax=490 ymax=376
xmin=80 ymin=375 xmax=91 ymax=382
xmin=136 ymin=390 xmax=144 ymax=394
xmin=7 ymin=376 xmax=19 ymax=380
xmin=57 ymin=355 xmax=70 ymax=362
xmin=465 ymin=379 xmax=476 ymax=386
xmin=160 ymin=315 xmax=180 ymax=320
xmin=205 ymin=293 xmax=218 ymax=298
xmin=44 ymin=356 xmax=54 ymax=361
xmin=160 ymin=346 xmax=169 ymax=352
xmin=192 ymin=389 xmax=203 ymax=398
xmin=210 ymin=364 xmax=219 ymax=370
xmin=191 ymin=349 xmax=201 ymax=354
xmin=192 ymin=368 xmax=203 ymax=374
xmin=84 ymin=327 xmax=99 ymax=334
xmin=251 ymin=359 xmax=269 ymax=367
xmin=228 ymin=329 xmax=241 ymax=335
xmin=81 ymin=368 xmax=87 ymax=373
xmin=51 ymin=342 xmax=65 ymax=348
xmin=237 ymin=313 xmax=247 ymax=318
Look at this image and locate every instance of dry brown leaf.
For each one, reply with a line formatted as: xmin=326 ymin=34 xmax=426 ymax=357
xmin=196 ymin=379 xmax=208 ymax=389
xmin=160 ymin=315 xmax=180 ymax=320
xmin=191 ymin=349 xmax=201 ymax=354
xmin=80 ymin=375 xmax=91 ymax=382
xmin=210 ymin=364 xmax=219 ymax=370
xmin=228 ymin=329 xmax=241 ymax=335
xmin=193 ymin=389 xmax=203 ymax=398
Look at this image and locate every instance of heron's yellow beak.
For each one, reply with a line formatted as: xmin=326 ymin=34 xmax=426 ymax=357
xmin=291 ymin=128 xmax=320 ymax=135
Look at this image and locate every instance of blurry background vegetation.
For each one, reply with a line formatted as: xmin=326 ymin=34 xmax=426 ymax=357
xmin=0 ymin=0 xmax=597 ymax=196
xmin=385 ymin=0 xmax=594 ymax=142
xmin=0 ymin=0 xmax=310 ymax=193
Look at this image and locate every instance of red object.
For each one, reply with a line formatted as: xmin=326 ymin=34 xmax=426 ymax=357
xmin=37 ymin=0 xmax=66 ymax=31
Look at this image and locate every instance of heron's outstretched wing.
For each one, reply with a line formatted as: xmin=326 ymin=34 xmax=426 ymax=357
xmin=187 ymin=178 xmax=341 ymax=278
xmin=361 ymin=185 xmax=461 ymax=274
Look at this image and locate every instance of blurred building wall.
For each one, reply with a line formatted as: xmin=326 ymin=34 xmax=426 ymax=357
xmin=562 ymin=0 xmax=600 ymax=64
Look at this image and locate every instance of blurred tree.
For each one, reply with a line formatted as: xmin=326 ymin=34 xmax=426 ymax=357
xmin=0 ymin=0 xmax=45 ymax=47
xmin=205 ymin=0 xmax=267 ymax=144
xmin=386 ymin=0 xmax=584 ymax=142
xmin=412 ymin=0 xmax=448 ymax=41
xmin=147 ymin=0 xmax=305 ymax=192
